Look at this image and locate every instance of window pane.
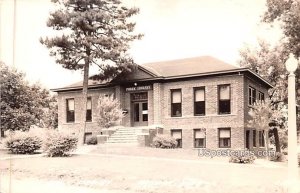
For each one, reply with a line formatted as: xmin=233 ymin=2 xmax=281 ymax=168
xmin=134 ymin=103 xmax=139 ymax=122
xmin=195 ymin=101 xmax=205 ymax=115
xmin=87 ymin=98 xmax=92 ymax=110
xmin=67 ymin=111 xmax=74 ymax=122
xmin=195 ymin=129 xmax=205 ymax=138
xmin=171 ymin=130 xmax=182 ymax=139
xmin=176 ymin=139 xmax=182 ymax=148
xmin=171 ymin=103 xmax=182 ymax=116
xmin=259 ymin=92 xmax=265 ymax=101
xmin=86 ymin=109 xmax=92 ymax=121
xmin=195 ymin=139 xmax=205 ymax=148
xmin=219 ymin=100 xmax=230 ymax=114
xmin=172 ymin=90 xmax=181 ymax=103
xmin=195 ymin=88 xmax=205 ymax=101
xmin=219 ymin=138 xmax=230 ymax=148
xmin=68 ymin=99 xmax=75 ymax=111
xmin=219 ymin=85 xmax=230 ymax=100
xmin=142 ymin=102 xmax=148 ymax=122
xmin=220 ymin=129 xmax=230 ymax=138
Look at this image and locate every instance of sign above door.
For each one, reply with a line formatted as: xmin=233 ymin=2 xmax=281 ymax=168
xmin=125 ymin=85 xmax=152 ymax=92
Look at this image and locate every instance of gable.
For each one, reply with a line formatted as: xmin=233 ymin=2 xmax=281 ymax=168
xmin=122 ymin=66 xmax=157 ymax=81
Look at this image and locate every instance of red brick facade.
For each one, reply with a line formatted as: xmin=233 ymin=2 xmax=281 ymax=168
xmin=55 ymin=72 xmax=269 ymax=149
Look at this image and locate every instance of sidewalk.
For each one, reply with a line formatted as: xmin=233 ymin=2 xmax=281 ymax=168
xmin=0 ymin=176 xmax=134 ymax=193
xmin=0 ymin=145 xmax=288 ymax=169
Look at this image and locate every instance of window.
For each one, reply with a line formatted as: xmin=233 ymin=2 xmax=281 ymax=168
xmin=258 ymin=130 xmax=265 ymax=147
xmin=171 ymin=89 xmax=182 ymax=117
xmin=66 ymin=98 xmax=75 ymax=122
xmin=253 ymin=130 xmax=256 ymax=147
xmin=194 ymin=87 xmax=205 ymax=116
xmin=142 ymin=102 xmax=148 ymax=121
xmin=133 ymin=103 xmax=139 ymax=122
xmin=219 ymin=128 xmax=231 ymax=148
xmin=194 ymin=129 xmax=206 ymax=148
xmin=86 ymin=97 xmax=92 ymax=122
xmin=249 ymin=86 xmax=256 ymax=105
xmin=84 ymin=132 xmax=92 ymax=144
xmin=171 ymin=129 xmax=182 ymax=148
xmin=258 ymin=91 xmax=265 ymax=101
xmin=218 ymin=85 xmax=231 ymax=114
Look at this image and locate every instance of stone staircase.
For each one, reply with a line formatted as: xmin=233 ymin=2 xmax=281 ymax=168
xmin=106 ymin=127 xmax=141 ymax=144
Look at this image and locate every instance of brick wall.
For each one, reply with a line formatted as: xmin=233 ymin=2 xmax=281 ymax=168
xmin=243 ymin=75 xmax=270 ymax=150
xmin=159 ymin=74 xmax=246 ymax=149
xmin=57 ymin=87 xmax=115 ymax=134
xmin=56 ymin=72 xmax=270 ymax=150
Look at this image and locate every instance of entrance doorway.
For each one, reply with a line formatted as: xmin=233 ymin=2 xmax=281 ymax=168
xmin=131 ymin=92 xmax=148 ymax=127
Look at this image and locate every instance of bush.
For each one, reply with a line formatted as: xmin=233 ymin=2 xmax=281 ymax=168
xmin=5 ymin=131 xmax=42 ymax=154
xmin=86 ymin=136 xmax=97 ymax=145
xmin=229 ymin=150 xmax=256 ymax=164
xmin=152 ymin=134 xmax=178 ymax=148
xmin=270 ymin=152 xmax=286 ymax=162
xmin=43 ymin=131 xmax=78 ymax=157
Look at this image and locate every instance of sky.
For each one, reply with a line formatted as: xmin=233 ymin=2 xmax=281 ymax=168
xmin=0 ymin=0 xmax=282 ymax=89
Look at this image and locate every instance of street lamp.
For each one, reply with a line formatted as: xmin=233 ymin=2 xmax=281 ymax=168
xmin=285 ymin=53 xmax=299 ymax=193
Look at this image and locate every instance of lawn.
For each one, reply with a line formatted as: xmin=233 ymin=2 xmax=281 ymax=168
xmin=1 ymin=146 xmax=299 ymax=193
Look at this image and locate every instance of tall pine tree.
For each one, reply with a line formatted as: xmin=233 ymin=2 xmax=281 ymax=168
xmin=41 ymin=0 xmax=142 ymax=144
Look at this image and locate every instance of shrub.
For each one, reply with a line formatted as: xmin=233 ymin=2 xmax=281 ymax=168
xmin=96 ymin=95 xmax=124 ymax=128
xmin=5 ymin=131 xmax=42 ymax=154
xmin=229 ymin=150 xmax=256 ymax=164
xmin=86 ymin=136 xmax=97 ymax=145
xmin=152 ymin=134 xmax=178 ymax=148
xmin=43 ymin=131 xmax=78 ymax=157
xmin=270 ymin=152 xmax=286 ymax=162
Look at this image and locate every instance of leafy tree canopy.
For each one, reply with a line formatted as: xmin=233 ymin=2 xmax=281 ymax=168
xmin=263 ymin=0 xmax=300 ymax=57
xmin=41 ymin=0 xmax=143 ymax=80
xmin=0 ymin=62 xmax=52 ymax=131
xmin=239 ymin=40 xmax=289 ymax=104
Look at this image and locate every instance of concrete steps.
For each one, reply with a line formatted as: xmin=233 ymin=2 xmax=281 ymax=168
xmin=106 ymin=127 xmax=139 ymax=144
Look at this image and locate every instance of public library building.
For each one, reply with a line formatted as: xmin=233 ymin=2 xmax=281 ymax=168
xmin=52 ymin=56 xmax=272 ymax=149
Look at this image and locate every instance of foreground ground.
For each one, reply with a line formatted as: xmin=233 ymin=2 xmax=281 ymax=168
xmin=1 ymin=146 xmax=299 ymax=193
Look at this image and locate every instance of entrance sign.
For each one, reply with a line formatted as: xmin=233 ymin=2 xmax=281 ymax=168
xmin=131 ymin=92 xmax=148 ymax=101
xmin=126 ymin=85 xmax=152 ymax=92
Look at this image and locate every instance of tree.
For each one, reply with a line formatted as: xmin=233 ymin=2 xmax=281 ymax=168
xmin=96 ymin=94 xmax=124 ymax=128
xmin=0 ymin=62 xmax=51 ymax=134
xmin=239 ymin=41 xmax=287 ymax=152
xmin=41 ymin=0 xmax=142 ymax=144
xmin=41 ymin=95 xmax=58 ymax=129
xmin=263 ymin=0 xmax=300 ymax=57
xmin=247 ymin=99 xmax=285 ymax=158
xmin=262 ymin=0 xmax=300 ymax=142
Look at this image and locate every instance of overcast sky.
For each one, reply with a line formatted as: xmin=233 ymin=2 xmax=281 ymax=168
xmin=0 ymin=0 xmax=282 ymax=89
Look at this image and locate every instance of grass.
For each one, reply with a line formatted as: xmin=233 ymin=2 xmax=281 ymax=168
xmin=1 ymin=145 xmax=298 ymax=193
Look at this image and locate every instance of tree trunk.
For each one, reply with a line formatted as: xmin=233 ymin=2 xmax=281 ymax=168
xmin=273 ymin=127 xmax=281 ymax=152
xmin=0 ymin=128 xmax=4 ymax=138
xmin=78 ymin=58 xmax=90 ymax=146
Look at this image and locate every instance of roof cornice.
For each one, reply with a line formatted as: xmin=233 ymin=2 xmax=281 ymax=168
xmin=51 ymin=68 xmax=272 ymax=92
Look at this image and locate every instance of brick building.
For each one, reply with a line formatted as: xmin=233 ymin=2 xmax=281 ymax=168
xmin=52 ymin=56 xmax=272 ymax=149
